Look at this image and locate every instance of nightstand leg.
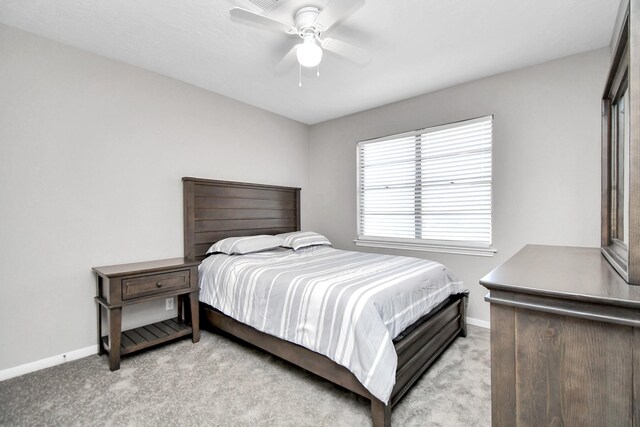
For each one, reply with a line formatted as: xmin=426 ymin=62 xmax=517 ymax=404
xmin=97 ymin=304 xmax=104 ymax=356
xmin=108 ymin=307 xmax=122 ymax=371
xmin=96 ymin=277 xmax=104 ymax=356
xmin=189 ymin=291 xmax=200 ymax=343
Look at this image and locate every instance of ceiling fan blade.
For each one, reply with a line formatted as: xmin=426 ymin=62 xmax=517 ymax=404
xmin=228 ymin=0 xmax=263 ymax=13
xmin=230 ymin=8 xmax=296 ymax=34
xmin=275 ymin=45 xmax=299 ymax=74
xmin=316 ymin=0 xmax=365 ymax=32
xmin=321 ymin=38 xmax=371 ymax=65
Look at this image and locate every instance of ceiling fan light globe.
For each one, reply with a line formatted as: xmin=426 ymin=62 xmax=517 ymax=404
xmin=296 ymin=38 xmax=323 ymax=68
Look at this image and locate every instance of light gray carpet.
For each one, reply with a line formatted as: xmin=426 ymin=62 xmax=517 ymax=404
xmin=0 ymin=325 xmax=490 ymax=426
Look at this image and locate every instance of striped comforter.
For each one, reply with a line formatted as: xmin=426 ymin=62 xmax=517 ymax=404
xmin=199 ymin=246 xmax=465 ymax=403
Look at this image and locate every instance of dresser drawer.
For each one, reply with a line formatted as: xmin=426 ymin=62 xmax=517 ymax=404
xmin=122 ymin=270 xmax=190 ymax=300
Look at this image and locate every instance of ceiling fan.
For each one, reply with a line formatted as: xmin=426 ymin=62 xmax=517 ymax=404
xmin=230 ymin=0 xmax=371 ymax=78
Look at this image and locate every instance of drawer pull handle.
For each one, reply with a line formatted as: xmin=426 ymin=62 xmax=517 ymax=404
xmin=156 ymin=282 xmax=163 ymax=288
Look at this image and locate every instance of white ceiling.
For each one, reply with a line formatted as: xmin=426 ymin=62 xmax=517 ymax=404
xmin=0 ymin=0 xmax=619 ymax=124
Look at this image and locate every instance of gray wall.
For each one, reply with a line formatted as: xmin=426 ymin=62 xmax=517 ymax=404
xmin=0 ymin=21 xmax=611 ymax=371
xmin=0 ymin=24 xmax=309 ymax=371
xmin=306 ymin=48 xmax=610 ymax=323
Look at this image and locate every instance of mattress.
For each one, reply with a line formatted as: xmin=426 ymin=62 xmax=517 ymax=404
xmin=199 ymin=245 xmax=466 ymax=403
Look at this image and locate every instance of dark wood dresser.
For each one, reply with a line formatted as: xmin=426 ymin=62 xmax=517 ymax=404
xmin=481 ymin=245 xmax=640 ymax=427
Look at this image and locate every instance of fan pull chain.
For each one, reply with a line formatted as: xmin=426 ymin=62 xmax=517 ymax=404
xmin=317 ymin=64 xmax=320 ymax=77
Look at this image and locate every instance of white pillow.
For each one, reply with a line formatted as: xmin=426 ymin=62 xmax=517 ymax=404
xmin=277 ymin=231 xmax=332 ymax=250
xmin=206 ymin=235 xmax=283 ymax=255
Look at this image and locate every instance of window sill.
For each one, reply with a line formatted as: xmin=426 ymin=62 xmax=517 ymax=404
xmin=354 ymin=238 xmax=497 ymax=257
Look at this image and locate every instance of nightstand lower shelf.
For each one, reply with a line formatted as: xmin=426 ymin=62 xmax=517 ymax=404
xmin=101 ymin=318 xmax=192 ymax=356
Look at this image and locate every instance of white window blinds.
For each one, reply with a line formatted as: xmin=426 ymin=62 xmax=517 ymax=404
xmin=357 ymin=115 xmax=493 ymax=254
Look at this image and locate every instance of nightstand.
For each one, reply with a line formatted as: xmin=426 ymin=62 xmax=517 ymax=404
xmin=92 ymin=258 xmax=200 ymax=371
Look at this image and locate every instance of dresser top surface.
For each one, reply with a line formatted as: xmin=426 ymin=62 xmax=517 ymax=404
xmin=480 ymin=244 xmax=640 ymax=308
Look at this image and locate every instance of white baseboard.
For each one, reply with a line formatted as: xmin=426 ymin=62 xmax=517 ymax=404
xmin=0 ymin=345 xmax=98 ymax=382
xmin=466 ymin=316 xmax=490 ymax=329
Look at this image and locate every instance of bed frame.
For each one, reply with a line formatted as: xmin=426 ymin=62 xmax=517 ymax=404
xmin=182 ymin=177 xmax=467 ymax=427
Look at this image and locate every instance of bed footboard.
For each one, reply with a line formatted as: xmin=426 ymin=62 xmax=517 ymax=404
xmin=390 ymin=294 xmax=466 ymax=407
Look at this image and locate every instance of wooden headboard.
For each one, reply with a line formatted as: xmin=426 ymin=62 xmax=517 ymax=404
xmin=183 ymin=177 xmax=301 ymax=261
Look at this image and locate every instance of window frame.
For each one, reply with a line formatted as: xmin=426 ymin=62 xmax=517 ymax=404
xmin=355 ymin=115 xmax=496 ymax=257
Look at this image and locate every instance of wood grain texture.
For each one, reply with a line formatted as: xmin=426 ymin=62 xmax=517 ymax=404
xmin=391 ymin=320 xmax=459 ymax=407
xmin=93 ymin=258 xmax=199 ymax=278
xmin=515 ymin=310 xmax=632 ymax=426
xmin=601 ymin=0 xmax=640 ymax=285
xmin=561 ymin=317 xmax=632 ymax=426
xmin=194 ymin=183 xmax=296 ymax=200
xmin=194 ymin=218 xmax=296 ymax=233
xmin=486 ymin=290 xmax=640 ymax=328
xmin=459 ymin=295 xmax=468 ymax=337
xmin=184 ymin=180 xmax=196 ymax=260
xmin=480 ymin=245 xmax=640 ymax=309
xmin=490 ymin=303 xmax=516 ymax=427
xmin=183 ymin=177 xmax=300 ymax=260
xmin=194 ymin=208 xmax=297 ymax=220
xmin=628 ymin=0 xmax=640 ymax=284
xmin=194 ymin=228 xmax=294 ymax=245
xmin=602 ymin=97 xmax=612 ymax=248
xmin=103 ymin=318 xmax=193 ymax=356
xmin=482 ymin=245 xmax=640 ymax=427
xmin=195 ymin=197 xmax=296 ymax=210
xmin=514 ymin=309 xmax=563 ymax=427
xmin=94 ymin=260 xmax=200 ymax=371
xmin=121 ymin=270 xmax=190 ymax=300
xmin=189 ymin=290 xmax=200 ymax=343
xmin=394 ymin=298 xmax=459 ymax=366
xmin=371 ymin=399 xmax=391 ymax=427
xmin=107 ymin=307 xmax=122 ymax=371
xmin=96 ymin=277 xmax=104 ymax=356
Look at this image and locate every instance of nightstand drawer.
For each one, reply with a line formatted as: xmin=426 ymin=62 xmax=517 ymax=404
xmin=122 ymin=270 xmax=190 ymax=300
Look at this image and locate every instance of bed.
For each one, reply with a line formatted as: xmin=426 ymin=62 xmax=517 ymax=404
xmin=183 ymin=177 xmax=468 ymax=427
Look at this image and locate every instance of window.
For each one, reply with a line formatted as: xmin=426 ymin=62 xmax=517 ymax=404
xmin=356 ymin=115 xmax=494 ymax=256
